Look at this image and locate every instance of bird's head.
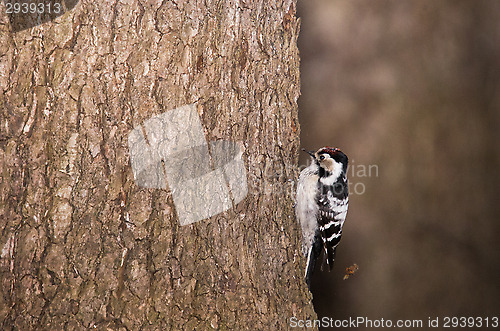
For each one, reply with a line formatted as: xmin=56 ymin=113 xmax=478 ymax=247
xmin=303 ymin=147 xmax=348 ymax=176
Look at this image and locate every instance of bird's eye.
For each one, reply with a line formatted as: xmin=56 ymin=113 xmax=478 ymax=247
xmin=319 ymin=155 xmax=325 ymax=161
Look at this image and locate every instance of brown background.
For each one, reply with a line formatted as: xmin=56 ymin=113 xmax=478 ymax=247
xmin=298 ymin=0 xmax=500 ymax=327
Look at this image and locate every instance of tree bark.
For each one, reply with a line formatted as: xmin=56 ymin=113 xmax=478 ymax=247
xmin=0 ymin=0 xmax=317 ymax=329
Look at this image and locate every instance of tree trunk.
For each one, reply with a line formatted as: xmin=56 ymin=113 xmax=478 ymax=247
xmin=0 ymin=0 xmax=317 ymax=329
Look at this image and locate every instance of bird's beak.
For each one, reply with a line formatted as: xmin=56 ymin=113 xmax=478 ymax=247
xmin=301 ymin=148 xmax=315 ymax=157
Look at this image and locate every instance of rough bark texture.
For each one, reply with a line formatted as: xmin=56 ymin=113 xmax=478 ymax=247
xmin=0 ymin=0 xmax=316 ymax=329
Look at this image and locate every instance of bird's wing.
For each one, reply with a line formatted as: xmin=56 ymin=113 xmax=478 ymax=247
xmin=317 ymin=180 xmax=349 ymax=270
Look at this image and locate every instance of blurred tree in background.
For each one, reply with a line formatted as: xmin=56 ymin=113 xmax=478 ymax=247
xmin=298 ymin=0 xmax=500 ymax=326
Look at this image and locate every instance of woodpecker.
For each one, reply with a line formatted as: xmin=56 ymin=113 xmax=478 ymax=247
xmin=296 ymin=147 xmax=349 ymax=287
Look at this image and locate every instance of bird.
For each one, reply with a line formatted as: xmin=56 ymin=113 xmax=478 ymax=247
xmin=295 ymin=147 xmax=349 ymax=287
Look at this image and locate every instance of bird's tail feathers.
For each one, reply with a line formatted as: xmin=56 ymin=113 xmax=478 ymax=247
xmin=305 ymin=247 xmax=315 ymax=288
xmin=325 ymin=245 xmax=337 ymax=271
xmin=305 ymin=235 xmax=323 ymax=289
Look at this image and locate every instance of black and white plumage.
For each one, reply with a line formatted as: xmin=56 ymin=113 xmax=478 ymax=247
xmin=295 ymin=147 xmax=349 ymax=287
